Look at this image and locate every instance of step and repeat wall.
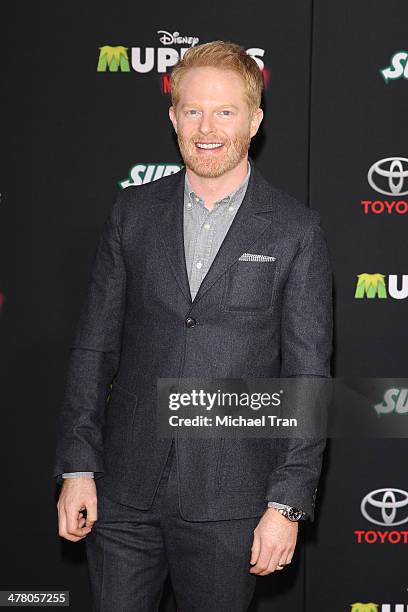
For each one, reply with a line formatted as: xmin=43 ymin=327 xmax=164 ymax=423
xmin=2 ymin=1 xmax=407 ymax=610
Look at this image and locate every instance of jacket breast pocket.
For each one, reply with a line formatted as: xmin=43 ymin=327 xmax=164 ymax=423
xmin=221 ymin=258 xmax=278 ymax=313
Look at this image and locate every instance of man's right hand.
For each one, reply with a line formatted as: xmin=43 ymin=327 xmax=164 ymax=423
xmin=57 ymin=478 xmax=98 ymax=542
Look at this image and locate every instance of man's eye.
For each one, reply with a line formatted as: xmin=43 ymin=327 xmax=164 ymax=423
xmin=186 ymin=110 xmax=199 ymax=116
xmin=219 ymin=110 xmax=232 ymax=116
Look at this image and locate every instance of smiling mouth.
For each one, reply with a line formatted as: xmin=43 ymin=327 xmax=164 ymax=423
xmin=195 ymin=142 xmax=224 ymax=150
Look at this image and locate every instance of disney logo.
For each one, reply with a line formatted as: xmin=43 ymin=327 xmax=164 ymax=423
xmin=157 ymin=30 xmax=199 ymax=47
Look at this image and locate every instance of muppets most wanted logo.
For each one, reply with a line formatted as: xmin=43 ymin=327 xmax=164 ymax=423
xmin=96 ymin=30 xmax=269 ymax=92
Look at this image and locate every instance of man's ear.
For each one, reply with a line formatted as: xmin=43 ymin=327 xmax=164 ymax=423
xmin=249 ymin=107 xmax=263 ymax=138
xmin=169 ymin=106 xmax=178 ymax=134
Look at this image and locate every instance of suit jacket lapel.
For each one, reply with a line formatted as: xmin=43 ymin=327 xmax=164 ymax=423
xmin=154 ymin=165 xmax=192 ymax=304
xmin=154 ymin=157 xmax=282 ymax=307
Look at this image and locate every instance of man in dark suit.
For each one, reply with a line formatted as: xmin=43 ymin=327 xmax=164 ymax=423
xmin=54 ymin=40 xmax=333 ymax=611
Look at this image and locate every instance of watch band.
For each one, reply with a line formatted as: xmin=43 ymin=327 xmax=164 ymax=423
xmin=274 ymin=505 xmax=305 ymax=521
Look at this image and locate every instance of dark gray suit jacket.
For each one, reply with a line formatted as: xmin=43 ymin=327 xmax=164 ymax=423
xmin=53 ymin=157 xmax=333 ymax=522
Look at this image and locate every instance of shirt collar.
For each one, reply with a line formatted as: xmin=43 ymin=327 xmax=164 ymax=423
xmin=184 ymin=160 xmax=251 ymax=209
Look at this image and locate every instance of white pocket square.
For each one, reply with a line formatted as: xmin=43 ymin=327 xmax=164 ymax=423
xmin=238 ymin=252 xmax=276 ymax=262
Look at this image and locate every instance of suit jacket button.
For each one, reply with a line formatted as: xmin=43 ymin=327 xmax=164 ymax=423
xmin=185 ymin=317 xmax=196 ymax=328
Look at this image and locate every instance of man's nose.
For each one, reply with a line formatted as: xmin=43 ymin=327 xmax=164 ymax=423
xmin=198 ymin=113 xmax=216 ymax=135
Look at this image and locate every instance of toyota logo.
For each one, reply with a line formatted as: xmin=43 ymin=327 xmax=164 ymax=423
xmin=368 ymin=157 xmax=408 ymax=196
xmin=361 ymin=488 xmax=408 ymax=526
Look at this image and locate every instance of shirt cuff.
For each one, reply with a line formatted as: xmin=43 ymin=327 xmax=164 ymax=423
xmin=267 ymin=501 xmax=290 ymax=509
xmin=61 ymin=472 xmax=95 ymax=478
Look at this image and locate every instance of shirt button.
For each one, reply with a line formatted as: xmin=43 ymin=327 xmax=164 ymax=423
xmin=196 ymin=261 xmax=203 ymax=269
xmin=203 ymin=223 xmax=210 ymax=230
xmin=195 ymin=196 xmax=200 ymax=202
xmin=187 ymin=202 xmax=192 ymax=208
xmin=228 ymin=205 xmax=234 ymax=212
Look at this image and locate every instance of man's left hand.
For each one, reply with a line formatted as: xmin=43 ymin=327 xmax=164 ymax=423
xmin=249 ymin=507 xmax=299 ymax=575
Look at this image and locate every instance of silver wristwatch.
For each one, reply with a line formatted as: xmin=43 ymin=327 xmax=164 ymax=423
xmin=275 ymin=505 xmax=305 ymax=522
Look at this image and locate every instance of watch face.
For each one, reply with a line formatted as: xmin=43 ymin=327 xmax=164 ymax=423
xmin=288 ymin=507 xmax=303 ymax=521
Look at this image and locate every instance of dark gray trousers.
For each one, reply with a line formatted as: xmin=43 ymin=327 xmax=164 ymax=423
xmin=85 ymin=440 xmax=260 ymax=611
